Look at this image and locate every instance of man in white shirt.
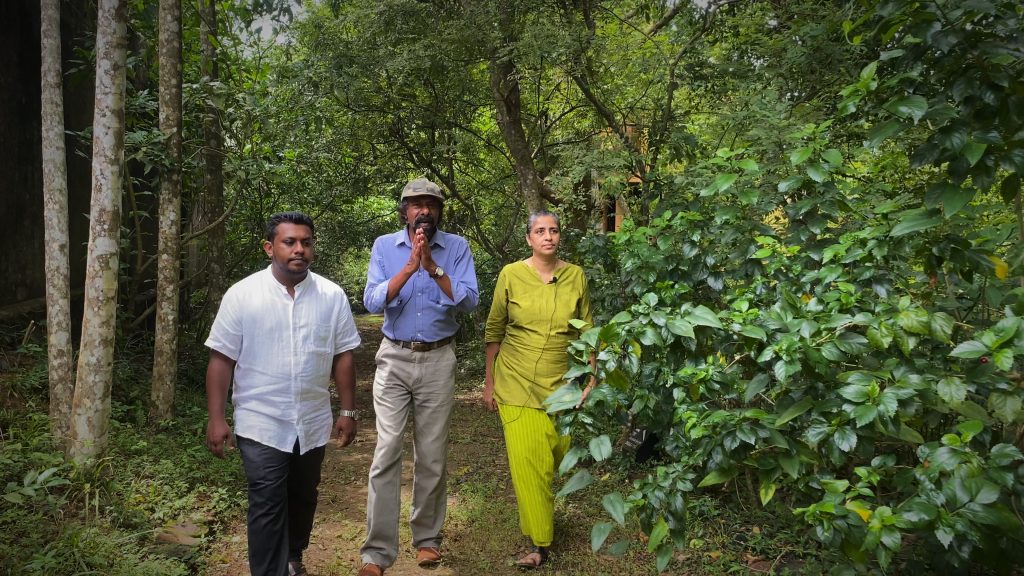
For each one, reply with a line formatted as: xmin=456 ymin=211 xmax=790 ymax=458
xmin=205 ymin=212 xmax=361 ymax=576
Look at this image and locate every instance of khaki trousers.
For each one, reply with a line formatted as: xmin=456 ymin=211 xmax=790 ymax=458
xmin=361 ymin=338 xmax=457 ymax=567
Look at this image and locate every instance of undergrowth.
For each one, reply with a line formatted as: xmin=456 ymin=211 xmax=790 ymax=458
xmin=0 ymin=341 xmax=246 ymax=576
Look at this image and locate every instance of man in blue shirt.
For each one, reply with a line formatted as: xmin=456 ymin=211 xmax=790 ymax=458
xmin=359 ymin=178 xmax=478 ymax=576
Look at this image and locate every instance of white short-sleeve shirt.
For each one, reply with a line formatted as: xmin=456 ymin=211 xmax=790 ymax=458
xmin=205 ymin=266 xmax=361 ymax=454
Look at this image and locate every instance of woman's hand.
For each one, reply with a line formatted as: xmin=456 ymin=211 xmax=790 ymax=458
xmin=576 ymin=376 xmax=597 ymax=409
xmin=483 ymin=377 xmax=497 ymax=411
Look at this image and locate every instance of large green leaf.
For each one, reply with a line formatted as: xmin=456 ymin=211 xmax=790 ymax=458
xmin=740 ymin=325 xmax=767 ymax=340
xmin=867 ymin=323 xmax=895 ymax=349
xmin=744 ymin=373 xmax=769 ymax=403
xmin=835 ymin=332 xmax=870 ymax=354
xmin=697 ymin=467 xmax=737 ymax=488
xmin=839 ymin=385 xmax=870 ymax=402
xmin=988 ymin=392 xmax=1022 ymax=424
xmin=666 ymin=318 xmax=694 ymax=338
xmin=544 ymin=383 xmax=584 ymax=413
xmin=591 ymin=522 xmax=614 ymax=552
xmin=778 ymin=175 xmax=804 ymax=193
xmin=890 ymin=208 xmax=942 ymax=236
xmin=806 ymin=162 xmax=830 ymax=182
xmin=775 ymin=397 xmax=814 ymax=426
xmin=897 ymin=308 xmax=930 ymax=335
xmin=602 ymin=492 xmax=627 ymax=526
xmin=852 ymin=404 xmax=878 ymax=427
xmin=648 ymin=517 xmax=669 ymax=551
xmin=790 ymin=147 xmax=814 ymax=165
xmin=559 ymin=446 xmax=587 ymax=475
xmin=702 ymin=173 xmax=738 ymax=196
xmin=950 ymin=340 xmax=988 ymax=359
xmin=556 ymin=470 xmax=594 ymax=498
xmin=833 ymin=427 xmax=858 ymax=452
xmin=589 ymin=435 xmax=612 ymax=462
xmin=936 ymin=377 xmax=968 ymax=405
xmin=884 ymin=95 xmax=928 ymax=123
xmin=963 ymin=141 xmax=987 ymax=167
xmin=929 ymin=312 xmax=955 ymax=343
xmin=685 ymin=305 xmax=722 ymax=328
xmin=866 ymin=119 xmax=907 ymax=148
xmin=941 ymin=185 xmax=975 ymax=217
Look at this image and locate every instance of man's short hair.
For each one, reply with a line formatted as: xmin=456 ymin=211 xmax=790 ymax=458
xmin=266 ymin=211 xmax=315 ymax=241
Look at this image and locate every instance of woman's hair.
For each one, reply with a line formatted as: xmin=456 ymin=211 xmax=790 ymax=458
xmin=526 ymin=209 xmax=560 ymax=233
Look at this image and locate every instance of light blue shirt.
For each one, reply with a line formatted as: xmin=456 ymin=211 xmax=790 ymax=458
xmin=364 ymin=228 xmax=478 ymax=342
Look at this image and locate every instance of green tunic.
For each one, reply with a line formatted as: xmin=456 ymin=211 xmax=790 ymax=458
xmin=485 ymin=261 xmax=592 ymax=409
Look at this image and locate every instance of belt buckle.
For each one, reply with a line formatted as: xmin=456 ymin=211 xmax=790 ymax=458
xmin=410 ymin=341 xmax=429 ymax=352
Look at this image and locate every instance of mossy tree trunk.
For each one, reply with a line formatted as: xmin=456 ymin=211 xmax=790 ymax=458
xmin=150 ymin=0 xmax=183 ymax=423
xmin=41 ymin=0 xmax=74 ymax=448
xmin=201 ymin=0 xmax=226 ymax=317
xmin=70 ymin=0 xmax=128 ymax=464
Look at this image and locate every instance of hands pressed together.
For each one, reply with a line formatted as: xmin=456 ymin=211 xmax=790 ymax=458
xmin=404 ymin=227 xmax=438 ymax=276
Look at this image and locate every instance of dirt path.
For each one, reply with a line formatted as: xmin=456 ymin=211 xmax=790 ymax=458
xmin=204 ymin=316 xmax=521 ymax=576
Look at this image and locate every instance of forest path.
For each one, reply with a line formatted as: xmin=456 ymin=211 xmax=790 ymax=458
xmin=204 ymin=315 xmax=528 ymax=576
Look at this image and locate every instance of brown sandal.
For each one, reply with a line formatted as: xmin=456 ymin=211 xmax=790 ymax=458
xmin=515 ymin=546 xmax=548 ymax=569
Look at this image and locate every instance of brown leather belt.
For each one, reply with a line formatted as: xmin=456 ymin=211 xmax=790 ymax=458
xmin=387 ymin=335 xmax=454 ymax=352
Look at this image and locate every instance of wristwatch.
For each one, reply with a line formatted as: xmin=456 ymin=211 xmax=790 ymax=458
xmin=338 ymin=409 xmax=359 ymax=420
xmin=432 ymin=265 xmax=445 ymax=279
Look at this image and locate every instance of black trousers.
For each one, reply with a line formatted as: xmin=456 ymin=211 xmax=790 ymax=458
xmin=236 ymin=435 xmax=326 ymax=576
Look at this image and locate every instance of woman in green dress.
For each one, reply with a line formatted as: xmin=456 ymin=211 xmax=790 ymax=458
xmin=483 ymin=210 xmax=595 ymax=569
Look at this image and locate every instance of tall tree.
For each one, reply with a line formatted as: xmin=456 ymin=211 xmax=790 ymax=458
xmin=150 ymin=0 xmax=183 ymax=422
xmin=488 ymin=3 xmax=551 ymax=213
xmin=40 ymin=0 xmax=74 ymax=447
xmin=70 ymin=0 xmax=128 ymax=463
xmin=200 ymin=0 xmax=226 ymax=316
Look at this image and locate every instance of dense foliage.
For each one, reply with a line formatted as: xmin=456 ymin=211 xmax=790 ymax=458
xmin=546 ymin=0 xmax=1024 ymax=572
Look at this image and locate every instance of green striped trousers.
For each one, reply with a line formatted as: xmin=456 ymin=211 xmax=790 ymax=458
xmin=498 ymin=403 xmax=571 ymax=547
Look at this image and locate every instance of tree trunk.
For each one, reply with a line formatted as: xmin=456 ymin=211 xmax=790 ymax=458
xmin=70 ymin=0 xmax=128 ymax=463
xmin=150 ymin=0 xmax=182 ymax=422
xmin=201 ymin=0 xmax=226 ymax=316
xmin=489 ymin=53 xmax=548 ymax=214
xmin=41 ymin=0 xmax=74 ymax=448
xmin=487 ymin=4 xmax=548 ymax=214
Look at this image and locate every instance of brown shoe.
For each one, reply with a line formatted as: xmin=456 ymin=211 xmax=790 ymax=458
xmin=357 ymin=564 xmax=383 ymax=576
xmin=288 ymin=560 xmax=308 ymax=576
xmin=416 ymin=547 xmax=442 ymax=567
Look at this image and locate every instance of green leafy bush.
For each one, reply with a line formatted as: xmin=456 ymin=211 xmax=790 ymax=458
xmin=554 ymin=2 xmax=1024 ymax=571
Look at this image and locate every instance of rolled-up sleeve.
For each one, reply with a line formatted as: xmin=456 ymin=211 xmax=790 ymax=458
xmin=443 ymin=237 xmax=479 ymax=313
xmin=363 ymin=237 xmax=391 ymax=313
xmin=484 ymin=267 xmax=509 ymax=343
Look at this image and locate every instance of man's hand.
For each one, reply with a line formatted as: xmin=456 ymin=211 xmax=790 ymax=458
xmin=206 ymin=417 xmax=234 ymax=458
xmin=403 ymin=231 xmax=424 ymax=274
xmin=333 ymin=415 xmax=357 ymax=447
xmin=415 ymin=227 xmax=436 ymax=273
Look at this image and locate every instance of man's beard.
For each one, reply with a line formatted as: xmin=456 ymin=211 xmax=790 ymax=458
xmin=414 ymin=215 xmax=437 ymax=238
